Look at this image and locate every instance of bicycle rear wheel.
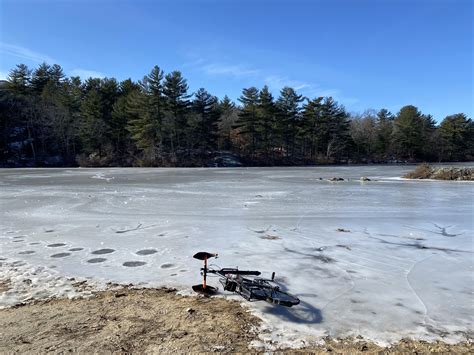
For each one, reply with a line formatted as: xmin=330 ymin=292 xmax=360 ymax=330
xmin=265 ymin=289 xmax=300 ymax=307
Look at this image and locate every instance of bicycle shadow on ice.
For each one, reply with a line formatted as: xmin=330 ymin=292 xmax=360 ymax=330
xmin=261 ymin=298 xmax=323 ymax=324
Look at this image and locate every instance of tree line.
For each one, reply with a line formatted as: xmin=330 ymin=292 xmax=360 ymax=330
xmin=1 ymin=63 xmax=472 ymax=167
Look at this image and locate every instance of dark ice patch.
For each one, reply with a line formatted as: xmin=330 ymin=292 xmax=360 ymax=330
xmin=12 ymin=239 xmax=24 ymax=243
xmin=87 ymin=258 xmax=107 ymax=263
xmin=69 ymin=247 xmax=84 ymax=251
xmin=47 ymin=243 xmax=66 ymax=248
xmin=18 ymin=250 xmax=35 ymax=255
xmin=136 ymin=249 xmax=157 ymax=255
xmin=29 ymin=242 xmax=41 ymax=245
xmin=91 ymin=248 xmax=115 ymax=255
xmin=160 ymin=263 xmax=175 ymax=269
xmin=284 ymin=247 xmax=335 ymax=263
xmin=179 ymin=269 xmax=188 ymax=273
xmin=51 ymin=252 xmax=71 ymax=258
xmin=123 ymin=261 xmax=146 ymax=267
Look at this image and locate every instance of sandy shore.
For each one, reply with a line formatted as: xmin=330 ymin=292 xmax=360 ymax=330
xmin=0 ymin=287 xmax=471 ymax=353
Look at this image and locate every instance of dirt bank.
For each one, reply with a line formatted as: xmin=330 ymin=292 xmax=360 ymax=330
xmin=0 ymin=287 xmax=472 ymax=353
xmin=404 ymin=164 xmax=474 ymax=180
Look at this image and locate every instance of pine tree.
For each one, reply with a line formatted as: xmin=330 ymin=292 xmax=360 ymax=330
xmin=190 ymin=88 xmax=219 ymax=150
xmin=217 ymin=95 xmax=237 ymax=150
xmin=375 ymin=109 xmax=394 ymax=159
xmin=235 ymin=87 xmax=259 ymax=158
xmin=127 ymin=66 xmax=166 ymax=164
xmin=257 ymin=86 xmax=277 ymax=160
xmin=321 ymin=97 xmax=351 ymax=161
xmin=392 ymin=105 xmax=424 ymax=160
xmin=80 ymin=89 xmax=108 ymax=156
xmin=276 ymin=87 xmax=303 ymax=157
xmin=439 ymin=113 xmax=474 ymax=161
xmin=31 ymin=62 xmax=52 ymax=94
xmin=110 ymin=79 xmax=140 ymax=157
xmin=163 ymin=71 xmax=190 ymax=150
xmin=420 ymin=114 xmax=437 ymax=160
xmin=7 ymin=64 xmax=31 ymax=94
xmin=301 ymin=97 xmax=324 ymax=159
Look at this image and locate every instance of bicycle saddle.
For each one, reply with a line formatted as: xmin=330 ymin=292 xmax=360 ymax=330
xmin=193 ymin=251 xmax=218 ymax=260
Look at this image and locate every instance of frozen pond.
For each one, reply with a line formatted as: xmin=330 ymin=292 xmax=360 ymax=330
xmin=0 ymin=166 xmax=473 ymax=347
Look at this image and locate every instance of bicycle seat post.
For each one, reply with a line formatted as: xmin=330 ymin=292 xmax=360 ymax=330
xmin=203 ymin=256 xmax=208 ymax=289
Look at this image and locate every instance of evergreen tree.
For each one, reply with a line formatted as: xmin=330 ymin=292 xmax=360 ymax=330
xmin=375 ymin=109 xmax=394 ymax=158
xmin=190 ymin=88 xmax=219 ymax=150
xmin=7 ymin=64 xmax=31 ymax=94
xmin=127 ymin=66 xmax=166 ymax=163
xmin=48 ymin=64 xmax=66 ymax=87
xmin=31 ymin=62 xmax=52 ymax=94
xmin=420 ymin=114 xmax=437 ymax=160
xmin=110 ymin=79 xmax=140 ymax=157
xmin=301 ymin=97 xmax=324 ymax=160
xmin=79 ymin=88 xmax=108 ymax=156
xmin=217 ymin=95 xmax=237 ymax=150
xmin=439 ymin=113 xmax=474 ymax=161
xmin=321 ymin=97 xmax=351 ymax=161
xmin=235 ymin=87 xmax=259 ymax=157
xmin=276 ymin=87 xmax=303 ymax=157
xmin=392 ymin=105 xmax=424 ymax=160
xmin=257 ymin=86 xmax=277 ymax=160
xmin=163 ymin=71 xmax=190 ymax=150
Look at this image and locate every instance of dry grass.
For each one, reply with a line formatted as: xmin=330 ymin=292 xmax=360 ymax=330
xmin=0 ymin=287 xmax=472 ymax=353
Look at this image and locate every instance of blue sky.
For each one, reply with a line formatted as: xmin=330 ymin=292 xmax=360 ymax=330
xmin=0 ymin=0 xmax=472 ymax=120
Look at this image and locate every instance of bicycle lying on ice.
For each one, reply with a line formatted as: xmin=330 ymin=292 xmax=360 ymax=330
xmin=192 ymin=252 xmax=300 ymax=307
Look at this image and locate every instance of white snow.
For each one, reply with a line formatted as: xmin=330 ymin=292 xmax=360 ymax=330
xmin=0 ymin=166 xmax=473 ymax=348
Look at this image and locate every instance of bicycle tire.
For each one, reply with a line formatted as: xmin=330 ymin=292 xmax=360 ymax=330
xmin=265 ymin=289 xmax=300 ymax=307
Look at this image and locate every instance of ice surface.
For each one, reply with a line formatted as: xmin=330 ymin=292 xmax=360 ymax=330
xmin=0 ymin=166 xmax=473 ymax=347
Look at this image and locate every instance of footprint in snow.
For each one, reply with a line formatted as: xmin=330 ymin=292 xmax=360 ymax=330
xmin=51 ymin=252 xmax=71 ymax=258
xmin=136 ymin=249 xmax=157 ymax=255
xmin=91 ymin=248 xmax=115 ymax=255
xmin=123 ymin=261 xmax=147 ymax=267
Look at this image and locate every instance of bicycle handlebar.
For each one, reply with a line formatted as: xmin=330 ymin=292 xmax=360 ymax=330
xmin=205 ymin=268 xmax=261 ymax=276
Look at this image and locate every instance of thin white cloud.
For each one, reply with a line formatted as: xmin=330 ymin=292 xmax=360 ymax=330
xmin=0 ymin=42 xmax=55 ymax=63
xmin=181 ymin=57 xmax=206 ymax=68
xmin=184 ymin=53 xmax=359 ymax=105
xmin=264 ymin=75 xmax=311 ymax=91
xmin=69 ymin=68 xmax=106 ymax=79
xmin=201 ymin=63 xmax=260 ymax=78
xmin=0 ymin=71 xmax=7 ymax=80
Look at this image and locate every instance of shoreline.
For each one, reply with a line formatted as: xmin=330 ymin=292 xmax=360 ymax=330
xmin=1 ymin=161 xmax=473 ymax=169
xmin=0 ymin=286 xmax=472 ymax=353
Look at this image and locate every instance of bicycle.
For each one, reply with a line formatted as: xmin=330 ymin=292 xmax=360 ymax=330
xmin=192 ymin=252 xmax=300 ymax=307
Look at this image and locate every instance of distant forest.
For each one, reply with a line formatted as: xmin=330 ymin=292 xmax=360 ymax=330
xmin=1 ymin=63 xmax=472 ymax=167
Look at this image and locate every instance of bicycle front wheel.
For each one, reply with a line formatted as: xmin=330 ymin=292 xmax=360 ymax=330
xmin=266 ymin=289 xmax=300 ymax=307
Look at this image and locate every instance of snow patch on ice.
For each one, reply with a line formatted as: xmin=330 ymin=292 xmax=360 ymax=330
xmin=0 ymin=258 xmax=104 ymax=308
